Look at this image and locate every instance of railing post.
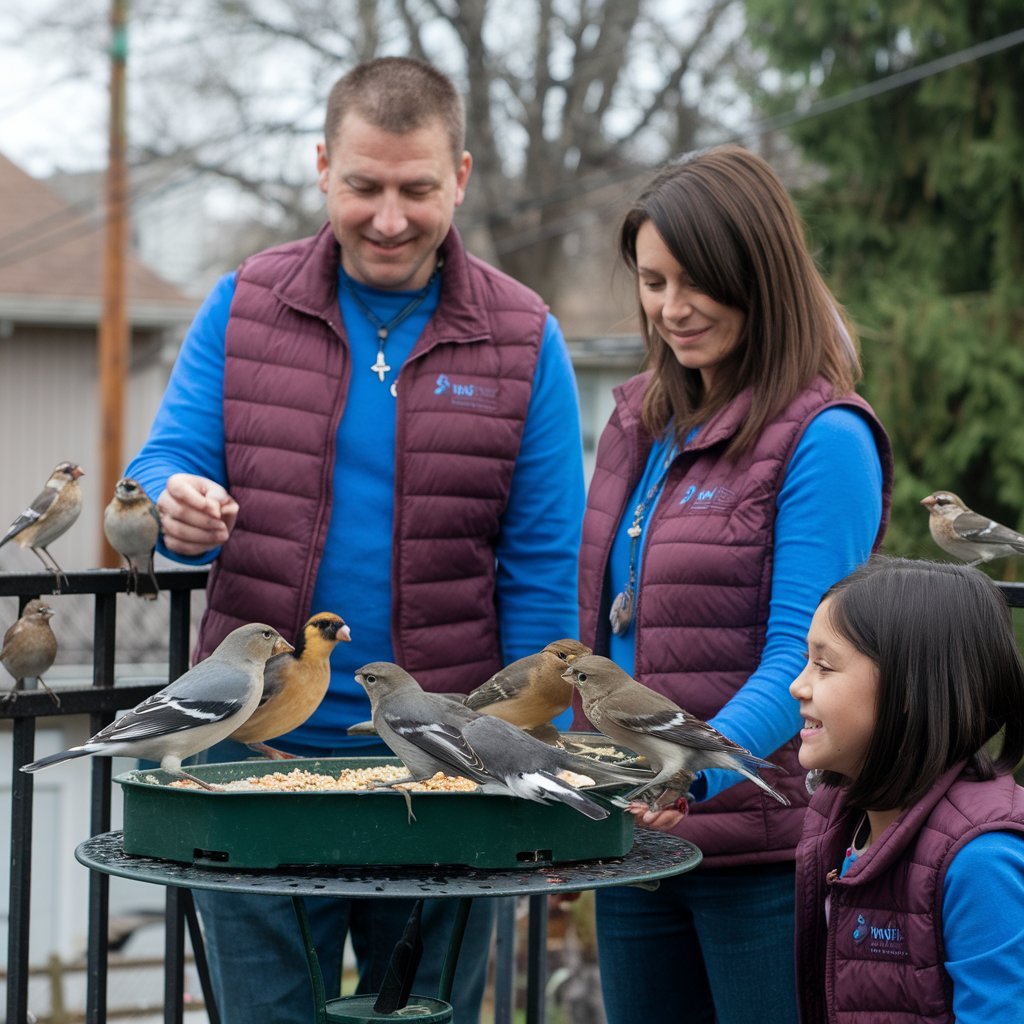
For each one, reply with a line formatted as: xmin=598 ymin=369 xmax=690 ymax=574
xmin=86 ymin=590 xmax=117 ymax=1024
xmin=6 ymin=715 xmax=37 ymax=1024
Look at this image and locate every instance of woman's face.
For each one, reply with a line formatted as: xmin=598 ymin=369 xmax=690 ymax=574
xmin=789 ymin=598 xmax=880 ymax=780
xmin=634 ymin=220 xmax=745 ymax=390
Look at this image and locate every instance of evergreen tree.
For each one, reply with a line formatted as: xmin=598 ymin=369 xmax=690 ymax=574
xmin=746 ymin=1 xmax=1024 ymax=563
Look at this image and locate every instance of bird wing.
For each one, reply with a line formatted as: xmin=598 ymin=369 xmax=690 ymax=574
xmin=386 ymin=715 xmax=490 ymax=782
xmin=953 ymin=511 xmax=1024 ymax=546
xmin=603 ymin=704 xmax=754 ymax=757
xmin=464 ymin=669 xmax=526 ymax=710
xmin=90 ymin=691 xmax=248 ymax=746
xmin=1 ymin=488 xmax=57 ymax=544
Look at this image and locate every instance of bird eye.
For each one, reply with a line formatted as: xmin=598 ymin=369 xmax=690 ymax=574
xmin=577 ymin=672 xmax=587 ymax=682
xmin=557 ymin=651 xmax=569 ymax=661
xmin=365 ymin=674 xmax=377 ymax=684
xmin=262 ymin=630 xmax=273 ymax=639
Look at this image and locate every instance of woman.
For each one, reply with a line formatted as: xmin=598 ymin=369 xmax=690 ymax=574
xmin=575 ymin=145 xmax=893 ymax=1023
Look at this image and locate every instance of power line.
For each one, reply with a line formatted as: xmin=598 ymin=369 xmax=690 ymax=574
xmin=475 ymin=24 xmax=1024 ymax=254
xmin=1 ymin=25 xmax=1021 ymax=270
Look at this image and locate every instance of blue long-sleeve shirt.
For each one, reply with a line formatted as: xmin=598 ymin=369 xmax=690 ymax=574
xmin=127 ymin=267 xmax=585 ymax=752
xmin=607 ymin=406 xmax=884 ymax=800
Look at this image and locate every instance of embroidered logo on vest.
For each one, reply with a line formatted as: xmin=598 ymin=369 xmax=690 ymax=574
xmin=849 ymin=912 xmax=909 ymax=961
xmin=678 ymin=484 xmax=738 ymax=512
xmin=433 ymin=373 xmax=498 ymax=412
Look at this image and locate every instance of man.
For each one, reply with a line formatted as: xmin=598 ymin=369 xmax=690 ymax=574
xmin=127 ymin=57 xmax=584 ymax=1024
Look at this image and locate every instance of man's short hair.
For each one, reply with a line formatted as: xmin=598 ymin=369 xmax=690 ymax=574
xmin=324 ymin=56 xmax=466 ymax=165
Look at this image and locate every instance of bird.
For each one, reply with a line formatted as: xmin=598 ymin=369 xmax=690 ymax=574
xmin=104 ymin=478 xmax=162 ymax=599
xmin=563 ymin=654 xmax=789 ymax=812
xmin=229 ymin=611 xmax=351 ymax=757
xmin=354 ymin=662 xmax=655 ymax=821
xmin=921 ymin=491 xmax=1024 ymax=565
xmin=464 ymin=639 xmax=591 ymax=731
xmin=20 ymin=623 xmax=292 ymax=788
xmin=0 ymin=462 xmax=85 ymax=591
xmin=1 ymin=599 xmax=60 ymax=708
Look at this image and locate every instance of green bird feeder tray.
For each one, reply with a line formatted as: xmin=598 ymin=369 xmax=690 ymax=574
xmin=114 ymin=755 xmax=636 ymax=870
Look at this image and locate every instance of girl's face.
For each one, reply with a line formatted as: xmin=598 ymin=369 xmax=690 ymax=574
xmin=789 ymin=598 xmax=880 ymax=779
xmin=634 ymin=220 xmax=745 ymax=391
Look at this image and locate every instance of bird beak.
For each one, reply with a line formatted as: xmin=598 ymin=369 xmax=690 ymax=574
xmin=339 ymin=624 xmax=352 ymax=642
xmin=272 ymin=637 xmax=295 ymax=656
xmin=920 ymin=495 xmax=936 ymax=509
xmin=72 ymin=466 xmax=85 ymax=479
xmin=561 ymin=667 xmax=574 ymax=682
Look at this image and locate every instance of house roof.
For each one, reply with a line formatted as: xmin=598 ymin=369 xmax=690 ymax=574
xmin=0 ymin=151 xmax=195 ymax=326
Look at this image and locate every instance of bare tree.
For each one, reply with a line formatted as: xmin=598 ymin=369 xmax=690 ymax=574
xmin=7 ymin=0 xmax=751 ymax=309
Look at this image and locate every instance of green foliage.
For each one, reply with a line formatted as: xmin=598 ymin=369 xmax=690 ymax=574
xmin=745 ymin=0 xmax=1024 ymax=568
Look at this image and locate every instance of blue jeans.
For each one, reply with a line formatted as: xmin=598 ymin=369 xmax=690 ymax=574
xmin=191 ymin=739 xmax=495 ymax=1024
xmin=595 ymin=862 xmax=798 ymax=1024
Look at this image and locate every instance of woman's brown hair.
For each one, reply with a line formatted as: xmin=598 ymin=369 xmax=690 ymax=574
xmin=619 ymin=145 xmax=860 ymax=454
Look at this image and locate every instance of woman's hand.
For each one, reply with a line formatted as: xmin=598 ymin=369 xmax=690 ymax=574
xmin=626 ymin=797 xmax=688 ymax=832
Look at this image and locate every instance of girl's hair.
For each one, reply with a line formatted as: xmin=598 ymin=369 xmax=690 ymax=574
xmin=819 ymin=556 xmax=1024 ymax=810
xmin=619 ymin=145 xmax=861 ymax=455
xmin=325 ymin=57 xmax=466 ymax=166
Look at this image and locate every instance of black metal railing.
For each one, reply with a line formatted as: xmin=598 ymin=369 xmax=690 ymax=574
xmin=2 ymin=567 xmax=210 ymax=1024
xmin=4 ymin=569 xmax=1023 ymax=1024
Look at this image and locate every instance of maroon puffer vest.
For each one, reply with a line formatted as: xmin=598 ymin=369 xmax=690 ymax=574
xmin=575 ymin=374 xmax=893 ymax=863
xmin=795 ymin=764 xmax=1024 ymax=1023
xmin=194 ymin=223 xmax=548 ymax=691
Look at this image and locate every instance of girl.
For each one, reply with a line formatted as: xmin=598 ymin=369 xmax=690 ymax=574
xmin=790 ymin=556 xmax=1024 ymax=1022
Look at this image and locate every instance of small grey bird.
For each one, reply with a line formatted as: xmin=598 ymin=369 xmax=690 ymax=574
xmin=1 ymin=599 xmax=60 ymax=708
xmin=104 ymin=478 xmax=161 ymax=599
xmin=20 ymin=623 xmax=292 ymax=787
xmin=921 ymin=491 xmax=1024 ymax=565
xmin=354 ymin=662 xmax=653 ymax=820
xmin=0 ymin=462 xmax=84 ymax=590
xmin=563 ymin=655 xmax=789 ymax=810
xmin=464 ymin=639 xmax=591 ymax=731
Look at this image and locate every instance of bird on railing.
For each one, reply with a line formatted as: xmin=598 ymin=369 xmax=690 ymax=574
xmin=563 ymin=654 xmax=789 ymax=814
xmin=921 ymin=491 xmax=1024 ymax=565
xmin=1 ymin=599 xmax=61 ymax=708
xmin=104 ymin=478 xmax=162 ymax=600
xmin=229 ymin=611 xmax=351 ymax=757
xmin=20 ymin=623 xmax=291 ymax=787
xmin=0 ymin=462 xmax=84 ymax=593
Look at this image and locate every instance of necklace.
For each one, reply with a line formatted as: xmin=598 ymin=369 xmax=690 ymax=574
xmin=339 ymin=257 xmax=444 ymax=391
xmin=610 ymin=438 xmax=678 ymax=636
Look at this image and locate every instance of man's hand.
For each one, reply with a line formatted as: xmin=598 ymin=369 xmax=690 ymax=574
xmin=157 ymin=474 xmax=239 ymax=557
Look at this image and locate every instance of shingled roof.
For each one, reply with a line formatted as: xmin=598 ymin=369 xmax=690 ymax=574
xmin=0 ymin=151 xmax=194 ymax=326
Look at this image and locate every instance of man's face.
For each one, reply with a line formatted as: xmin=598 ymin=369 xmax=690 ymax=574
xmin=317 ymin=112 xmax=472 ymax=291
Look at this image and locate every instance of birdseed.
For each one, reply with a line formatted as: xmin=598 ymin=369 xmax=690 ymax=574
xmin=163 ymin=766 xmax=479 ymax=792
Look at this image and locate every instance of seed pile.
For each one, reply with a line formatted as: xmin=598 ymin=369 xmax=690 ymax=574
xmin=161 ymin=766 xmax=479 ymax=792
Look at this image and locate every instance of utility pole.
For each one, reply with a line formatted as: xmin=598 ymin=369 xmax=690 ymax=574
xmin=98 ymin=0 xmax=129 ymax=567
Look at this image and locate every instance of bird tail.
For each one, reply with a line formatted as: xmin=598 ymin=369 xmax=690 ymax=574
xmin=563 ymin=753 xmax=655 ymax=790
xmin=736 ymin=755 xmax=790 ymax=806
xmin=510 ymin=770 xmax=610 ymax=820
xmin=20 ymin=746 xmax=90 ymax=773
xmin=132 ymin=564 xmax=160 ymax=600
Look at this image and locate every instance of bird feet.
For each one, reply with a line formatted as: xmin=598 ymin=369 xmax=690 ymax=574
xmin=247 ymin=742 xmax=298 ymax=760
xmin=370 ymin=779 xmax=418 ymax=823
xmin=171 ymin=768 xmax=222 ymax=792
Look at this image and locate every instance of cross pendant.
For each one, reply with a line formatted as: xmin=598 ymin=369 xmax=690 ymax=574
xmin=371 ymin=350 xmax=391 ymax=382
